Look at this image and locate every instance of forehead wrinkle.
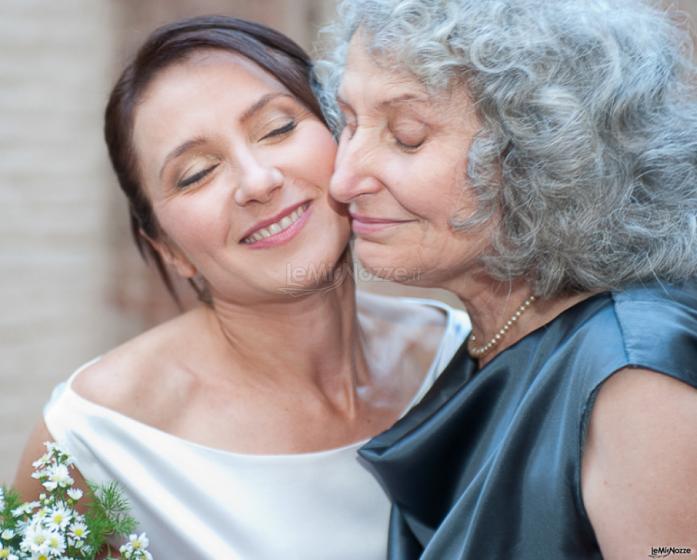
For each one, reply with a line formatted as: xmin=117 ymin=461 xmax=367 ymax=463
xmin=341 ymin=35 xmax=477 ymax=122
xmin=338 ymin=77 xmax=430 ymax=113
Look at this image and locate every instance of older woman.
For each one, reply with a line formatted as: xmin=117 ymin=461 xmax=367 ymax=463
xmin=320 ymin=0 xmax=697 ymax=558
xmin=12 ymin=16 xmax=470 ymax=559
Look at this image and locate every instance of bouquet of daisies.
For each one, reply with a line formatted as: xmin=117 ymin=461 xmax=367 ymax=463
xmin=0 ymin=442 xmax=152 ymax=560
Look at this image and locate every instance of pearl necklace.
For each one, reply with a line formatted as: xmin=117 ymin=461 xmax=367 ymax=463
xmin=467 ymin=295 xmax=537 ymax=359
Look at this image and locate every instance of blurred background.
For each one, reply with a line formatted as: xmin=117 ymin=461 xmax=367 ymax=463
xmin=1 ymin=0 xmax=695 ymax=484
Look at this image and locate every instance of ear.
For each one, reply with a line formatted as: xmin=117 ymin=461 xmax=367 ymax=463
xmin=139 ymin=229 xmax=198 ymax=279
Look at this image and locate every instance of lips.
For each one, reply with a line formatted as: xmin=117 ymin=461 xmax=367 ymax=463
xmin=349 ymin=211 xmax=413 ymax=224
xmin=240 ymin=201 xmax=310 ymax=244
xmin=349 ymin=212 xmax=413 ymax=235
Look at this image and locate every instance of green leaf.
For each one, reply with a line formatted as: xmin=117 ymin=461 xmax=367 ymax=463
xmin=83 ymin=480 xmax=139 ymax=553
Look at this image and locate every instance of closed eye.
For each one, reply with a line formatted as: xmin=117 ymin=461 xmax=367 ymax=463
xmin=177 ymin=164 xmax=219 ymax=189
xmin=395 ymin=137 xmax=426 ymax=151
xmin=260 ymin=120 xmax=297 ymax=141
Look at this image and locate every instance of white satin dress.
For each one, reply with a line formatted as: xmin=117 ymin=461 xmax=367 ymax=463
xmin=44 ymin=300 xmax=470 ymax=560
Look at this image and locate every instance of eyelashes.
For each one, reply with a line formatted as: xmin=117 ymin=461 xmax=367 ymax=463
xmin=391 ymin=122 xmax=428 ymax=151
xmin=175 ymin=120 xmax=298 ymax=189
xmin=394 ymin=137 xmax=426 ymax=151
xmin=177 ymin=164 xmax=219 ymax=189
xmin=338 ymin=107 xmax=427 ymax=153
xmin=339 ymin=121 xmax=426 ymax=152
xmin=260 ymin=120 xmax=297 ymax=141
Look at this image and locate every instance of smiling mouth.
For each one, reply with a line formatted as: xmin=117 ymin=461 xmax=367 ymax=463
xmin=241 ymin=203 xmax=310 ymax=244
xmin=349 ymin=212 xmax=413 ymax=224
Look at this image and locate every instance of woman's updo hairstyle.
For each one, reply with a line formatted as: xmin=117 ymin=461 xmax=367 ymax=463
xmin=105 ymin=15 xmax=326 ymax=303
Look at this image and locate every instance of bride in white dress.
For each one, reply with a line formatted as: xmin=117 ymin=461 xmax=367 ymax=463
xmin=13 ymin=16 xmax=469 ymax=559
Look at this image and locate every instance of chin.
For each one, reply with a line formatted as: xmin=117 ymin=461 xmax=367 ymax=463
xmin=280 ymin=243 xmax=351 ymax=296
xmin=355 ymin=243 xmax=423 ymax=286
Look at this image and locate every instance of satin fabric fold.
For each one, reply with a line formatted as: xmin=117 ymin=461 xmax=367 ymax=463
xmin=360 ymin=282 xmax=697 ymax=559
xmin=44 ymin=298 xmax=470 ymax=559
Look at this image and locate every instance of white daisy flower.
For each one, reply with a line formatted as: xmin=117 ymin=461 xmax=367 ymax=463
xmin=67 ymin=488 xmax=83 ymax=501
xmin=120 ymin=532 xmax=151 ymax=558
xmin=44 ymin=531 xmax=65 ymax=556
xmin=44 ymin=442 xmax=61 ymax=455
xmin=21 ymin=522 xmax=50 ymax=553
xmin=0 ymin=542 xmax=19 ymax=560
xmin=31 ymin=452 xmax=50 ymax=470
xmin=32 ymin=507 xmax=48 ymax=523
xmin=14 ymin=518 xmax=29 ymax=535
xmin=1 ymin=529 xmax=15 ymax=539
xmin=68 ymin=521 xmax=89 ymax=541
xmin=46 ymin=505 xmax=72 ymax=531
xmin=45 ymin=443 xmax=74 ymax=468
xmin=128 ymin=532 xmax=149 ymax=550
xmin=12 ymin=501 xmax=39 ymax=518
xmin=41 ymin=465 xmax=73 ymax=492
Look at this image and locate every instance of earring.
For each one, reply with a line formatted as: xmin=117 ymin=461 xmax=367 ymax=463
xmin=188 ymin=275 xmax=212 ymax=305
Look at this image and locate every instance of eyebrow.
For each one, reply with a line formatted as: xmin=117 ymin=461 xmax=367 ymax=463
xmin=240 ymin=92 xmax=292 ymax=123
xmin=158 ymin=92 xmax=294 ymax=179
xmin=159 ymin=137 xmax=206 ymax=180
xmin=378 ymin=93 xmax=430 ymax=109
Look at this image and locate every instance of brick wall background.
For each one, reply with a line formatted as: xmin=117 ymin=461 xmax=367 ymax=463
xmin=1 ymin=0 xmax=695 ymax=485
xmin=1 ymin=0 xmax=118 ymax=484
xmin=0 ymin=0 xmax=340 ymax=484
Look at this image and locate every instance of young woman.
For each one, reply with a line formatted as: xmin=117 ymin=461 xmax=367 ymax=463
xmin=13 ymin=16 xmax=469 ymax=559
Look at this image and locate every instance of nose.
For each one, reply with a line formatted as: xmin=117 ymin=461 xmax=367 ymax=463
xmin=234 ymin=150 xmax=284 ymax=205
xmin=330 ymin=128 xmax=383 ymax=203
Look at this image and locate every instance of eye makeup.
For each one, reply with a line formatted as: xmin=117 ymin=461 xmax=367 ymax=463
xmin=259 ymin=119 xmax=297 ymax=142
xmin=165 ymin=99 xmax=311 ymax=190
xmin=177 ymin=163 xmax=220 ymax=189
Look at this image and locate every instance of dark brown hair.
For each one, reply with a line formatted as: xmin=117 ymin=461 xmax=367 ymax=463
xmin=104 ymin=15 xmax=327 ymax=304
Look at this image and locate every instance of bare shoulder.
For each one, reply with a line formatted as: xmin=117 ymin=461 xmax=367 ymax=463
xmin=582 ymin=368 xmax=697 ymax=559
xmin=71 ymin=309 xmax=208 ymax=429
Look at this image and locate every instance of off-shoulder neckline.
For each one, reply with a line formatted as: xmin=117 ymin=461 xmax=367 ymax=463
xmin=61 ymin=298 xmax=466 ymax=461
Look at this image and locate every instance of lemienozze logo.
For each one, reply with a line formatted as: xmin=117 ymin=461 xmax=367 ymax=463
xmin=649 ymin=546 xmax=693 ymax=558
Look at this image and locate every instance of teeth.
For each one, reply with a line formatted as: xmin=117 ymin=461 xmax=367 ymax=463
xmin=243 ymin=204 xmax=307 ymax=244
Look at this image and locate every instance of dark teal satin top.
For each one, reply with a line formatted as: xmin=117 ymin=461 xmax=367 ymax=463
xmin=360 ymin=282 xmax=697 ymax=559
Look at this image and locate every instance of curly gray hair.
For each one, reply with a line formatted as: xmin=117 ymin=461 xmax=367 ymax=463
xmin=315 ymin=0 xmax=697 ymax=297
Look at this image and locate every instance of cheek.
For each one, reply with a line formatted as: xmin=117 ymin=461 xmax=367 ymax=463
xmin=154 ymin=192 xmax=228 ymax=256
xmin=292 ymin=124 xmax=337 ymax=187
xmin=406 ymin=158 xmax=472 ymax=223
xmin=354 ymin=237 xmax=428 ymax=283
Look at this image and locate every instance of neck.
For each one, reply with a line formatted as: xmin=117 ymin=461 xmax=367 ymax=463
xmin=443 ymin=268 xmax=592 ymax=367
xmin=204 ymin=274 xmax=368 ymax=416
